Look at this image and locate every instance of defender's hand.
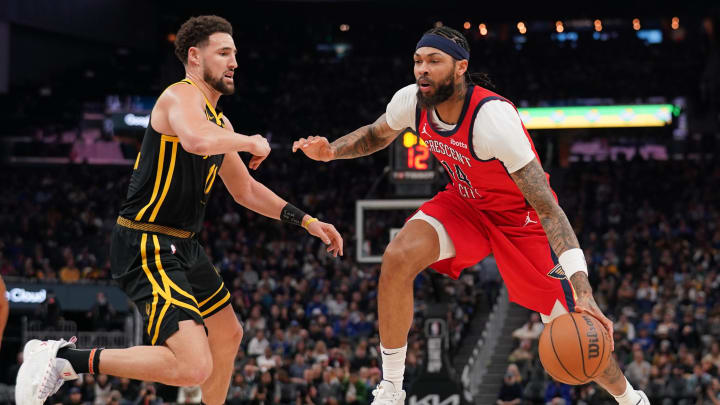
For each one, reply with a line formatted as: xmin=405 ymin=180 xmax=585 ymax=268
xmin=575 ymin=295 xmax=615 ymax=352
xmin=248 ymin=134 xmax=271 ymax=170
xmin=292 ymin=136 xmax=334 ymax=162
xmin=306 ymin=220 xmax=343 ymax=257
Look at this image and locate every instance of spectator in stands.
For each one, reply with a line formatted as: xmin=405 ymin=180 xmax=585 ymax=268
xmin=247 ymin=329 xmax=270 ymax=357
xmin=176 ymin=385 xmax=202 ymax=404
xmin=625 ymin=349 xmax=652 ymax=390
xmin=59 ymin=257 xmax=81 ymax=283
xmin=544 ymin=380 xmax=572 ymax=405
xmin=226 ymin=373 xmax=253 ymax=405
xmin=135 ymin=382 xmax=162 ymax=405
xmin=342 ymin=368 xmax=368 ymax=405
xmin=93 ymin=374 xmax=112 ymax=405
xmin=318 ymin=369 xmax=342 ymax=404
xmin=274 ymin=369 xmax=298 ymax=405
xmin=512 ymin=313 xmax=543 ymax=340
xmin=615 ymin=313 xmax=636 ymax=341
xmin=704 ymin=341 xmax=720 ymax=370
xmin=496 ymin=364 xmax=523 ymax=405
xmin=64 ymin=386 xmax=84 ymax=405
xmin=255 ymin=348 xmax=274 ymax=373
xmin=86 ymin=291 xmax=117 ymax=331
xmin=108 ymin=390 xmax=122 ymax=405
xmin=508 ymin=338 xmax=534 ymax=377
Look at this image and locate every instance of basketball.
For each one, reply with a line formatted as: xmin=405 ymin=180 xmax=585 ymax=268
xmin=538 ymin=312 xmax=612 ymax=385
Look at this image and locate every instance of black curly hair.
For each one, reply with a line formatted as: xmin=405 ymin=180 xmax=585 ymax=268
xmin=423 ymin=26 xmax=494 ymax=88
xmin=174 ymin=15 xmax=233 ymax=65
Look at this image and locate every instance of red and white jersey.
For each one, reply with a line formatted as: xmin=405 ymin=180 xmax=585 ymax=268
xmin=386 ymin=84 xmax=556 ymax=211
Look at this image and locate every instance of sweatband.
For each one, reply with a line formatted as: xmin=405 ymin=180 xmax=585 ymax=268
xmin=416 ymin=34 xmax=470 ymax=61
xmin=280 ymin=203 xmax=307 ymax=227
xmin=558 ymin=248 xmax=588 ymax=279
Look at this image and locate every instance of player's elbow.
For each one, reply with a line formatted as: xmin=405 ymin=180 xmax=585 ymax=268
xmin=231 ymin=180 xmax=254 ymax=206
xmin=180 ymin=137 xmax=209 ymax=156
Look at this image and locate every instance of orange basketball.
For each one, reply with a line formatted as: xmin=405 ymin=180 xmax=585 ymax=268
xmin=538 ymin=312 xmax=612 ymax=385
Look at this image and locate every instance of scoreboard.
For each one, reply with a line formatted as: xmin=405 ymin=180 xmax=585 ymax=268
xmin=390 ymin=129 xmax=437 ymax=184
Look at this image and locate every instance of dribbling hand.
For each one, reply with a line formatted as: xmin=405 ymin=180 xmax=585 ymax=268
xmin=305 ymin=220 xmax=343 ymax=257
xmin=248 ymin=134 xmax=271 ymax=170
xmin=292 ymin=136 xmax=334 ymax=162
xmin=574 ymin=295 xmax=615 ymax=352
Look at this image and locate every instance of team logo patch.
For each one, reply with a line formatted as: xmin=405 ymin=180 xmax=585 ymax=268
xmin=170 ymin=244 xmax=176 ymax=254
xmin=547 ymin=264 xmax=567 ymax=280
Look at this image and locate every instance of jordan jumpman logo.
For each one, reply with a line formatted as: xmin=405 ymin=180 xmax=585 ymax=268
xmin=523 ymin=212 xmax=538 ymax=227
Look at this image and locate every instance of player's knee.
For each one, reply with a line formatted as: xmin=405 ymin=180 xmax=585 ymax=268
xmin=215 ymin=318 xmax=243 ymax=351
xmin=230 ymin=321 xmax=243 ymax=349
xmin=178 ymin=352 xmax=213 ymax=385
xmin=182 ymin=361 xmax=213 ymax=386
xmin=381 ymin=243 xmax=417 ymax=281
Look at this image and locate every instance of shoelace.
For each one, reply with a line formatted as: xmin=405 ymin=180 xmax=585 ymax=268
xmin=37 ymin=347 xmax=74 ymax=400
xmin=37 ymin=361 xmax=61 ymax=400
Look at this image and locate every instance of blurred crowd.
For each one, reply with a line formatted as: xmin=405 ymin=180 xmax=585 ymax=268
xmin=0 ymin=157 xmax=491 ymax=404
xmin=499 ymin=158 xmax=720 ymax=405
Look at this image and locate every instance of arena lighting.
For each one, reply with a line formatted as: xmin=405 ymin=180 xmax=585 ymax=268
xmin=633 ymin=18 xmax=641 ymax=31
xmin=479 ymin=23 xmax=488 ymax=36
xmin=555 ymin=21 xmax=564 ymax=33
xmin=463 ymin=21 xmax=471 ymax=30
xmin=167 ymin=33 xmax=176 ymax=42
xmin=517 ymin=21 xmax=526 ymax=34
xmin=671 ymin=17 xmax=680 ymax=30
xmin=517 ymin=104 xmax=676 ymax=129
xmin=594 ymin=19 xmax=602 ymax=32
xmin=339 ymin=24 xmax=350 ymax=32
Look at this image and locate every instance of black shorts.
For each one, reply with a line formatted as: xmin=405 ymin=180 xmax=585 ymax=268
xmin=110 ymin=223 xmax=231 ymax=346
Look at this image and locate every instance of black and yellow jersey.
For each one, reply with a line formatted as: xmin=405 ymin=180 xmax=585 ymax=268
xmin=119 ymin=79 xmax=225 ymax=234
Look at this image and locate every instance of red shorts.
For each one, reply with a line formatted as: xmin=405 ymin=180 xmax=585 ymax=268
xmin=413 ymin=189 xmax=576 ymax=316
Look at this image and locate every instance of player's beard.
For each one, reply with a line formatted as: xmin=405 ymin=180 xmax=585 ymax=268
xmin=204 ymin=68 xmax=235 ymax=95
xmin=416 ymin=72 xmax=455 ymax=109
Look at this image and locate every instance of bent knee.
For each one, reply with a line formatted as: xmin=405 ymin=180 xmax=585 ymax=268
xmin=177 ymin=355 xmax=213 ymax=385
xmin=381 ymin=243 xmax=425 ymax=282
xmin=231 ymin=321 xmax=244 ymax=347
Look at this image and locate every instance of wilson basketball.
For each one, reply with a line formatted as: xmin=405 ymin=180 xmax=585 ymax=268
xmin=538 ymin=312 xmax=612 ymax=385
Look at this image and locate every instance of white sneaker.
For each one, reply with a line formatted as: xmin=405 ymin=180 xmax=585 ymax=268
xmin=15 ymin=338 xmax=80 ymax=405
xmin=371 ymin=380 xmax=406 ymax=405
xmin=637 ymin=390 xmax=650 ymax=404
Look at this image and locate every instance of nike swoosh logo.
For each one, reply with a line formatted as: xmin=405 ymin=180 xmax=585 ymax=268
xmin=635 ymin=396 xmax=642 ymax=405
xmin=382 ymin=351 xmax=397 ymax=356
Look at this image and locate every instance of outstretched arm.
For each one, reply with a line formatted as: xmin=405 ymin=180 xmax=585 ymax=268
xmin=510 ymin=158 xmax=613 ymax=348
xmin=219 ymin=117 xmax=343 ymax=256
xmin=292 ymin=114 xmax=402 ymax=161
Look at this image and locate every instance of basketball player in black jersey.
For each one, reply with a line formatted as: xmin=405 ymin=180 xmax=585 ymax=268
xmin=15 ymin=15 xmax=343 ymax=405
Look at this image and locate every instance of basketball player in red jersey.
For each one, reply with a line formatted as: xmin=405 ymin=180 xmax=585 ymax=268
xmin=293 ymin=26 xmax=649 ymax=405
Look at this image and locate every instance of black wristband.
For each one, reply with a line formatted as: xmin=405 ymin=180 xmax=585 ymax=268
xmin=280 ymin=203 xmax=307 ymax=227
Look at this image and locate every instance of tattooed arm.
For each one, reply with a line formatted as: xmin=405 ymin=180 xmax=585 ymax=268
xmin=292 ymin=114 xmax=402 ymax=161
xmin=510 ymin=159 xmax=614 ymax=347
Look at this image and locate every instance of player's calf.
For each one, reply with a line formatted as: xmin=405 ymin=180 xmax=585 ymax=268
xmin=201 ymin=308 xmax=243 ymax=405
xmin=592 ymin=357 xmax=649 ymax=405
